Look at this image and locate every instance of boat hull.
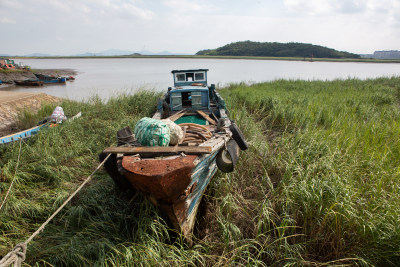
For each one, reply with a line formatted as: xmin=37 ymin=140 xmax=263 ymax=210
xmin=0 ymin=123 xmax=48 ymax=144
xmin=14 ymin=80 xmax=44 ymax=86
xmin=0 ymin=112 xmax=81 ymax=145
xmin=42 ymin=78 xmax=66 ymax=84
xmin=117 ymin=147 xmax=220 ymax=241
xmin=121 ymin=155 xmax=198 ymax=201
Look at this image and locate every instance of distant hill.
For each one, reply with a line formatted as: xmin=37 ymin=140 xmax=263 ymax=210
xmin=24 ymin=53 xmax=55 ymax=57
xmin=73 ymin=49 xmax=187 ymax=57
xmin=196 ymin=41 xmax=360 ymax=59
xmin=1 ymin=49 xmax=187 ymax=58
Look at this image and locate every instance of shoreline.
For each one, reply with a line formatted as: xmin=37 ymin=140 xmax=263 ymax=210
xmin=0 ymin=68 xmax=77 ymax=84
xmin=9 ymin=55 xmax=400 ymax=64
xmin=0 ymin=68 xmax=73 ymax=137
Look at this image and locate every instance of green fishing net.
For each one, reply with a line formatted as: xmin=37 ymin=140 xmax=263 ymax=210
xmin=134 ymin=117 xmax=170 ymax=146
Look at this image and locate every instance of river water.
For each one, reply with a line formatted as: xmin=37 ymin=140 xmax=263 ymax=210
xmin=1 ymin=58 xmax=399 ymax=101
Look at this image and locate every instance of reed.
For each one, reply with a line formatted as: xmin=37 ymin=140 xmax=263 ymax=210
xmin=1 ymin=78 xmax=399 ymax=266
xmin=220 ymin=77 xmax=400 ymax=265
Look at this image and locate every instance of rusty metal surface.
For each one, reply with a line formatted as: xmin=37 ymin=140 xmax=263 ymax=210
xmin=121 ymin=155 xmax=197 ymax=201
xmin=104 ymin=146 xmax=212 ymax=155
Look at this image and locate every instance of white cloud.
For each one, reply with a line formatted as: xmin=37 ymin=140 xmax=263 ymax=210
xmin=0 ymin=0 xmax=399 ymax=55
xmin=284 ymin=0 xmax=400 ymax=19
xmin=113 ymin=2 xmax=155 ymax=20
xmin=283 ymin=0 xmax=368 ymax=15
xmin=284 ymin=0 xmax=332 ymax=15
xmin=0 ymin=17 xmax=16 ymax=24
xmin=162 ymin=0 xmax=213 ymax=13
xmin=31 ymin=0 xmax=154 ymax=20
xmin=0 ymin=0 xmax=23 ymax=9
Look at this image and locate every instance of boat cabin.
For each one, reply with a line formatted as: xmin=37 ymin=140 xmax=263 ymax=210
xmin=172 ymin=69 xmax=208 ymax=87
xmin=169 ymin=69 xmax=210 ymax=112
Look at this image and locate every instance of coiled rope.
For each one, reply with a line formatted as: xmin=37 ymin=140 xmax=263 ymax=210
xmin=179 ymin=123 xmax=212 ymax=144
xmin=0 ymin=153 xmax=111 ymax=267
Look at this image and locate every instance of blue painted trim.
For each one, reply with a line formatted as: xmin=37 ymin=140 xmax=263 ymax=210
xmin=186 ymin=150 xmax=219 ymax=217
xmin=0 ymin=123 xmax=49 ymax=144
xmin=42 ymin=77 xmax=66 ymax=83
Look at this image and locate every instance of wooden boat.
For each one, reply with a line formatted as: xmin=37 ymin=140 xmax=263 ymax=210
xmin=34 ymin=74 xmax=66 ymax=84
xmin=0 ymin=112 xmax=82 ymax=145
xmin=101 ymin=69 xmax=248 ymax=243
xmin=14 ymin=79 xmax=44 ymax=86
xmin=0 ymin=123 xmax=49 ymax=144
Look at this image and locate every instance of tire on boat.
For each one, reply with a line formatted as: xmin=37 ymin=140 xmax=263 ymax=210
xmin=99 ymin=152 xmax=131 ymax=191
xmin=216 ymin=139 xmax=240 ymax=173
xmin=229 ymin=121 xmax=249 ymax=150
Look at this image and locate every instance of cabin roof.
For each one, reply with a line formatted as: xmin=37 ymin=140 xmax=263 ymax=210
xmin=170 ymin=86 xmax=209 ymax=92
xmin=171 ymin=69 xmax=209 ymax=73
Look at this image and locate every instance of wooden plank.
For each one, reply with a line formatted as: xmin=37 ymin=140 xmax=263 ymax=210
xmin=152 ymin=111 xmax=162 ymax=120
xmin=103 ymin=145 xmax=212 ymax=155
xmin=196 ymin=110 xmax=216 ymax=125
xmin=167 ymin=110 xmax=186 ymax=122
xmin=69 ymin=112 xmax=82 ymax=121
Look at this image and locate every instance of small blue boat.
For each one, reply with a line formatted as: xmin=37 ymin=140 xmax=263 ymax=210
xmin=0 ymin=112 xmax=81 ymax=145
xmin=34 ymin=74 xmax=66 ymax=84
xmin=101 ymin=69 xmax=248 ymax=244
xmin=0 ymin=123 xmax=49 ymax=145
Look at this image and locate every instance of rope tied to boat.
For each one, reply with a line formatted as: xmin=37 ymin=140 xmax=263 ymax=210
xmin=0 ymin=138 xmax=23 ymax=212
xmin=0 ymin=153 xmax=111 ymax=267
xmin=0 ymin=243 xmax=26 ymax=267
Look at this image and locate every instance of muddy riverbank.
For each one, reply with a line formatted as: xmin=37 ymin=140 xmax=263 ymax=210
xmin=0 ymin=68 xmax=76 ymax=84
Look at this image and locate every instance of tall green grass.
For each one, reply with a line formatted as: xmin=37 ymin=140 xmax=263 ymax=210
xmin=220 ymin=77 xmax=400 ymax=265
xmin=1 ymin=78 xmax=400 ymax=266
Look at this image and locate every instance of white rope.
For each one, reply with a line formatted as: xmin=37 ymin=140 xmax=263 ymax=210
xmin=0 ymin=153 xmax=111 ymax=267
xmin=0 ymin=139 xmax=23 ymax=211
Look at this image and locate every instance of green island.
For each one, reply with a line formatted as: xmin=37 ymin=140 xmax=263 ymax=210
xmin=196 ymin=41 xmax=360 ymax=58
xmin=1 ymin=77 xmax=400 ymax=265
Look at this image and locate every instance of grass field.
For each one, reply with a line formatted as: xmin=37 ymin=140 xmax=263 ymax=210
xmin=1 ymin=77 xmax=400 ymax=266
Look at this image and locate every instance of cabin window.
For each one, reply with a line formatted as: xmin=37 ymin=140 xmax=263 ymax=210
xmin=195 ymin=72 xmax=205 ymax=81
xmin=186 ymin=73 xmax=194 ymax=82
xmin=174 ymin=71 xmax=206 ymax=84
xmin=176 ymin=73 xmax=185 ymax=81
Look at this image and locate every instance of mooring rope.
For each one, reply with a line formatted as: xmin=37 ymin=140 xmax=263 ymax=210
xmin=0 ymin=153 xmax=111 ymax=267
xmin=0 ymin=138 xmax=23 ymax=212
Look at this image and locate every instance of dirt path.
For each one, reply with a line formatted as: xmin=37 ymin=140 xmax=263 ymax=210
xmin=0 ymin=91 xmax=43 ymax=105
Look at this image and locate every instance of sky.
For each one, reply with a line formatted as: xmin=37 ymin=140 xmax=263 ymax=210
xmin=0 ymin=0 xmax=399 ymax=55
